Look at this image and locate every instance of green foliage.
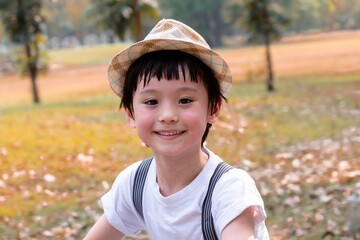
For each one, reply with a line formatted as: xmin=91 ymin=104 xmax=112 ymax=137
xmin=278 ymin=0 xmax=360 ymax=32
xmin=242 ymin=0 xmax=289 ymax=43
xmin=43 ymin=0 xmax=96 ymax=41
xmin=159 ymin=0 xmax=231 ymax=46
xmin=0 ymin=0 xmax=43 ymax=43
xmin=6 ymin=0 xmax=358 ymax=48
xmin=209 ymin=0 xmax=360 ymax=46
xmin=87 ymin=0 xmax=158 ymax=41
xmin=0 ymin=0 xmax=47 ymax=103
xmin=13 ymin=33 xmax=49 ymax=75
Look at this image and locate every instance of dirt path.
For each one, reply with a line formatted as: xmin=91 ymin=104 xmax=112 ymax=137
xmin=0 ymin=65 xmax=108 ymax=104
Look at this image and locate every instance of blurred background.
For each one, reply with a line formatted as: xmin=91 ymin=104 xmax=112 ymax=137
xmin=0 ymin=0 xmax=359 ymax=239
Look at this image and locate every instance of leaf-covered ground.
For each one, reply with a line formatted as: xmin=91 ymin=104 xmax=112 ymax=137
xmin=0 ymin=76 xmax=359 ymax=239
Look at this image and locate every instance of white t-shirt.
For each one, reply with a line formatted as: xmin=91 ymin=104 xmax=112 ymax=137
xmin=101 ymin=148 xmax=269 ymax=240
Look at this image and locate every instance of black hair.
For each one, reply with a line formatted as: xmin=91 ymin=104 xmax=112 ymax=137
xmin=121 ymin=50 xmax=227 ymax=145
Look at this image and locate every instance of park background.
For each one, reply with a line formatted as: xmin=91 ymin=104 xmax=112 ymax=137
xmin=0 ymin=0 xmax=359 ymax=239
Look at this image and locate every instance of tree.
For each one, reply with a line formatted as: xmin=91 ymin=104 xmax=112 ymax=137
xmin=242 ymin=0 xmax=288 ymax=91
xmin=87 ymin=0 xmax=158 ymax=42
xmin=44 ymin=0 xmax=99 ymax=43
xmin=159 ymin=0 xmax=230 ymax=47
xmin=0 ymin=0 xmax=46 ymax=104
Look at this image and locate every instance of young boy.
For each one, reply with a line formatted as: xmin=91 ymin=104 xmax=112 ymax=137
xmin=84 ymin=19 xmax=269 ymax=240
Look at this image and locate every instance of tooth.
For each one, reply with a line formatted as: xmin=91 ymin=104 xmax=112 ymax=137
xmin=160 ymin=131 xmax=180 ymax=136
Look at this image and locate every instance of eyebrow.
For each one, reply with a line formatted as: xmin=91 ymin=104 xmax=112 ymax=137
xmin=139 ymin=86 xmax=198 ymax=95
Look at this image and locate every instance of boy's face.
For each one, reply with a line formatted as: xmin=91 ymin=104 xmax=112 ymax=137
xmin=125 ymin=68 xmax=221 ymax=158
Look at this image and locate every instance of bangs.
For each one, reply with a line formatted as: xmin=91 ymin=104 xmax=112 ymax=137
xmin=127 ymin=50 xmax=203 ymax=90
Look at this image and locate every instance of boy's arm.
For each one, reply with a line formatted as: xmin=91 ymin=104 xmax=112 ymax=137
xmin=221 ymin=207 xmax=255 ymax=240
xmin=83 ymin=214 xmax=125 ymax=240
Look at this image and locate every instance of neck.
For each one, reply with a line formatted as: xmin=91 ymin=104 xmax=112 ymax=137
xmin=154 ymin=148 xmax=208 ymax=197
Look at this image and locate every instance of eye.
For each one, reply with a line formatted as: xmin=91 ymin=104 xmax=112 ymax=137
xmin=144 ymin=99 xmax=158 ymax=105
xmin=179 ymin=98 xmax=193 ymax=104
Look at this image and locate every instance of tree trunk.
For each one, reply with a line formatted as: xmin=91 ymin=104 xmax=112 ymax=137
xmin=132 ymin=0 xmax=143 ymax=42
xmin=212 ymin=8 xmax=223 ymax=47
xmin=264 ymin=30 xmax=275 ymax=92
xmin=17 ymin=0 xmax=40 ymax=103
xmin=107 ymin=30 xmax=114 ymax=44
xmin=25 ymin=43 xmax=40 ymax=104
xmin=30 ymin=66 xmax=40 ymax=104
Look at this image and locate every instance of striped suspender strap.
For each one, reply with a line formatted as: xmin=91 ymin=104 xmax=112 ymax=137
xmin=132 ymin=159 xmax=233 ymax=240
xmin=202 ymin=162 xmax=233 ymax=240
xmin=133 ymin=157 xmax=153 ymax=220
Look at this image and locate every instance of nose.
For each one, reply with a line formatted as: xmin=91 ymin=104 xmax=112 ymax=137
xmin=158 ymin=103 xmax=178 ymax=123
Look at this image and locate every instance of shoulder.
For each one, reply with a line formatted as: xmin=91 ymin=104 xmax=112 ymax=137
xmin=206 ymin=149 xmax=257 ymax=192
xmin=213 ymin=167 xmax=263 ymax=206
xmin=112 ymin=161 xmax=142 ymax=185
xmin=217 ymin=168 xmax=257 ymax=191
xmin=101 ymin=158 xmax=152 ymax=234
xmin=111 ymin=158 xmax=154 ymax=189
xmin=211 ymin=167 xmax=267 ymax=237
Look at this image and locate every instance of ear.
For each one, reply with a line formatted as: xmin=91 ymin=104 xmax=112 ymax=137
xmin=208 ymin=99 xmax=222 ymax=124
xmin=124 ymin=108 xmax=136 ymax=128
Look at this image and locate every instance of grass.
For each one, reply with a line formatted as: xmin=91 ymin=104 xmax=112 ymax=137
xmin=48 ymin=43 xmax=129 ymax=67
xmin=0 ymin=31 xmax=359 ymax=239
xmin=219 ymin=78 xmax=359 ymax=162
xmin=1 ymin=75 xmax=359 ymax=239
xmin=0 ymin=95 xmax=150 ymax=238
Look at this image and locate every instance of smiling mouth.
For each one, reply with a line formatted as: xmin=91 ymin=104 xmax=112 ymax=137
xmin=155 ymin=131 xmax=186 ymax=136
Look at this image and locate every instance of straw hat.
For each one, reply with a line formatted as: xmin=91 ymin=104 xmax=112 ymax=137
xmin=108 ymin=19 xmax=232 ymax=98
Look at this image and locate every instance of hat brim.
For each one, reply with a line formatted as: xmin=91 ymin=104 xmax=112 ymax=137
xmin=108 ymin=39 xmax=232 ymax=98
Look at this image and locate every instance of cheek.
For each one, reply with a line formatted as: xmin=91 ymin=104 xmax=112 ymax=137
xmin=133 ymin=109 xmax=154 ymax=127
xmin=133 ymin=113 xmax=153 ymax=142
xmin=183 ymin=110 xmax=208 ymax=128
